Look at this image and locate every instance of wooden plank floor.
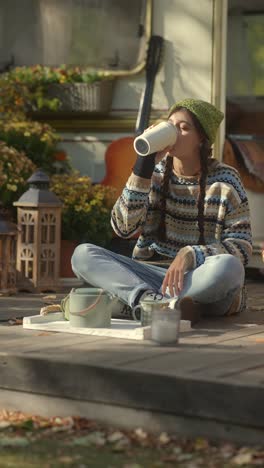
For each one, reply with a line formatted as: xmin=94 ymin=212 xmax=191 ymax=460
xmin=0 ymin=278 xmax=263 ymax=443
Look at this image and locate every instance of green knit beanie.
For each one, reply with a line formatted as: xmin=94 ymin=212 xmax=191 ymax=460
xmin=168 ymin=98 xmax=224 ymax=145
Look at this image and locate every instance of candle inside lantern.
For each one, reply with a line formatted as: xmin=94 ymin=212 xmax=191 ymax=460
xmin=151 ymin=307 xmax=180 ymax=345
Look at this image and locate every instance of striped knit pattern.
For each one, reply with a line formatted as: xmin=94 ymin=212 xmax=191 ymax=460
xmin=111 ymin=158 xmax=252 ymax=269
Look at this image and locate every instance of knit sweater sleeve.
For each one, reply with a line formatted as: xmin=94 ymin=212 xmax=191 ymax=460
xmin=110 ymin=155 xmax=156 ymax=238
xmin=178 ymin=169 xmax=252 ymax=269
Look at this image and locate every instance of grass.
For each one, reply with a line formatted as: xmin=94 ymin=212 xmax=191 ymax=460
xmin=0 ymin=412 xmax=263 ymax=468
xmin=0 ymin=441 xmax=160 ymax=468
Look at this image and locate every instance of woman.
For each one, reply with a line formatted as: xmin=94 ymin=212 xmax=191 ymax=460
xmin=71 ymin=99 xmax=252 ymax=323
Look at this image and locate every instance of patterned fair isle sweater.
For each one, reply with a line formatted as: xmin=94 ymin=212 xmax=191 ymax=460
xmin=111 ymin=158 xmax=252 ymax=270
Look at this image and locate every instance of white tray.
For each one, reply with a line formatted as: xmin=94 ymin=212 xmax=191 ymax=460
xmin=23 ymin=313 xmax=191 ymax=341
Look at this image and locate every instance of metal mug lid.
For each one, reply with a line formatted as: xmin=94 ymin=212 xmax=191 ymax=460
xmin=140 ymin=293 xmax=171 ymax=305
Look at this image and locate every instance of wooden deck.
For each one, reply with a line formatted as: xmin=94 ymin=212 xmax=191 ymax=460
xmin=0 ymin=278 xmax=264 ymax=445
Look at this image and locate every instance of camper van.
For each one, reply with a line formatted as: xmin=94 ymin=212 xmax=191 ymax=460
xmin=1 ymin=0 xmax=263 ymax=269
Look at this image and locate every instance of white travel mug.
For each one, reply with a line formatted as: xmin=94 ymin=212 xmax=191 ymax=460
xmin=133 ymin=121 xmax=178 ymax=156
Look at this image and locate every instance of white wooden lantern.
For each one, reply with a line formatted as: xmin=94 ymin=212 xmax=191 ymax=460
xmin=13 ymin=170 xmax=62 ymax=292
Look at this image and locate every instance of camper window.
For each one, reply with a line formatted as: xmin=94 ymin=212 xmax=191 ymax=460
xmin=227 ymin=11 xmax=264 ymax=97
xmin=0 ymin=0 xmax=151 ymax=75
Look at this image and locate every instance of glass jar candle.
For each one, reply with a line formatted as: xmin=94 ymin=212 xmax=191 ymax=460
xmin=151 ymin=306 xmax=181 ymax=345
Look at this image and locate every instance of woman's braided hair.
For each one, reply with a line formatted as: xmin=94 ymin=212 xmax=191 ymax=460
xmin=157 ymin=107 xmax=212 ymax=244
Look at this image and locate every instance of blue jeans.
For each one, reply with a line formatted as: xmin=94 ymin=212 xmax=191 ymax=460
xmin=71 ymin=243 xmax=245 ymax=316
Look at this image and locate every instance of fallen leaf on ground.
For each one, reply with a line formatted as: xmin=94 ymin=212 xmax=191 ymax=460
xmin=134 ymin=428 xmax=147 ymax=440
xmin=50 ymin=417 xmax=74 ymax=432
xmin=8 ymin=318 xmax=23 ymax=326
xmin=158 ymin=432 xmax=170 ymax=445
xmin=0 ymin=421 xmax=12 ymax=430
xmin=42 ymin=295 xmax=57 ymax=303
xmin=53 ymin=416 xmax=74 ymax=426
xmin=194 ymin=437 xmax=209 ymax=450
xmin=0 ymin=409 xmax=9 ymax=419
xmin=231 ymin=451 xmax=253 ymax=465
xmin=40 ymin=304 xmax=61 ymax=315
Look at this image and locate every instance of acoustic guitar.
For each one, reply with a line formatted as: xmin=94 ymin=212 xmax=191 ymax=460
xmin=101 ymin=35 xmax=164 ymax=197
